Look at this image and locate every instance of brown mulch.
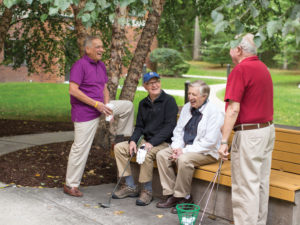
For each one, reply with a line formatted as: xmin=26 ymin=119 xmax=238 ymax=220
xmin=0 ymin=119 xmax=117 ymax=187
xmin=0 ymin=119 xmax=74 ymax=137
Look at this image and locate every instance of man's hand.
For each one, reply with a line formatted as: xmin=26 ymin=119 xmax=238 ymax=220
xmin=169 ymin=148 xmax=183 ymax=161
xmin=129 ymin=141 xmax=137 ymax=156
xmin=95 ymin=102 xmax=113 ymax=116
xmin=144 ymin=142 xmax=153 ymax=152
xmin=218 ymin=144 xmax=229 ymax=160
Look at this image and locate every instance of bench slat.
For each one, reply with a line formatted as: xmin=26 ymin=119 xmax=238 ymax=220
xmin=194 ymin=167 xmax=296 ymax=202
xmin=272 ymin=149 xmax=300 ymax=164
xmin=272 ymin=159 xmax=300 ymax=175
xmin=275 ymin=130 xmax=300 ymax=145
xmin=269 ymin=186 xmax=295 ymax=202
xmin=274 ymin=141 xmax=300 ymax=154
xmin=270 ymin=170 xmax=300 ymax=191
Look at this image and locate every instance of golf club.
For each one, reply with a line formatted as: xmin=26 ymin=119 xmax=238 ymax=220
xmin=99 ymin=135 xmax=144 ymax=208
xmin=207 ymin=159 xmax=223 ymax=220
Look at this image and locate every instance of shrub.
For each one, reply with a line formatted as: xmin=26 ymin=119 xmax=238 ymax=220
xmin=150 ymin=48 xmax=190 ymax=77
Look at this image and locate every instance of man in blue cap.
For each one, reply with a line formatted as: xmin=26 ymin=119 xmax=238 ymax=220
xmin=113 ymin=72 xmax=178 ymax=206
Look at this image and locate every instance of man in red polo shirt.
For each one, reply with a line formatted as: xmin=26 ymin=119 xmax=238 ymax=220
xmin=218 ymin=33 xmax=275 ymax=225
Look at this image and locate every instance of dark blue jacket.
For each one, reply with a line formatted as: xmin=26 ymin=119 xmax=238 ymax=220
xmin=130 ymin=90 xmax=178 ymax=146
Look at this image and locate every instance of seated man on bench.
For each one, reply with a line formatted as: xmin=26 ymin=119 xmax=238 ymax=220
xmin=156 ymin=80 xmax=224 ymax=214
xmin=113 ymin=72 xmax=178 ymax=206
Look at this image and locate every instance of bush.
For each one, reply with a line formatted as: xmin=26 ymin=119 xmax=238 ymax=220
xmin=150 ymin=48 xmax=190 ymax=77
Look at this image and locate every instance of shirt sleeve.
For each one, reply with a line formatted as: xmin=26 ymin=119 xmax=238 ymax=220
xmin=69 ymin=61 xmax=84 ymax=85
xmin=225 ymin=65 xmax=245 ymax=103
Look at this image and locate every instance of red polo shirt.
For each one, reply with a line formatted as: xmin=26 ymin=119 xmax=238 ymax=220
xmin=225 ymin=56 xmax=273 ymax=125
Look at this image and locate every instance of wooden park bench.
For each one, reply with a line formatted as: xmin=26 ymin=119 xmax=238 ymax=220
xmin=126 ymin=126 xmax=300 ymax=225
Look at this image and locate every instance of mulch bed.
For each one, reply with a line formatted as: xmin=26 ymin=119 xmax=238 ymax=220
xmin=0 ymin=119 xmax=74 ymax=137
xmin=0 ymin=119 xmax=117 ymax=188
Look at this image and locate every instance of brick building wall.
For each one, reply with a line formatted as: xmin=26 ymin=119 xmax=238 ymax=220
xmin=0 ymin=24 xmax=157 ymax=83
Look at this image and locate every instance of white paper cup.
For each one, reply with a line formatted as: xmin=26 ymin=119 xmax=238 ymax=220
xmin=105 ymin=103 xmax=114 ymax=121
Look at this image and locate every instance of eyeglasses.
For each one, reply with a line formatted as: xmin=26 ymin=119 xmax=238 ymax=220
xmin=146 ymin=80 xmax=160 ymax=86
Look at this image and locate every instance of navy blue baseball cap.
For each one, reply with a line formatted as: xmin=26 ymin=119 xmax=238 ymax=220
xmin=143 ymin=72 xmax=160 ymax=83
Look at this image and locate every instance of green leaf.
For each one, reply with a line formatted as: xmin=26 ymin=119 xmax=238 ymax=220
xmin=81 ymin=13 xmax=91 ymax=23
xmin=254 ymin=36 xmax=262 ymax=48
xmin=3 ymin=0 xmax=18 ymax=8
xmin=25 ymin=0 xmax=33 ymax=4
xmin=259 ymin=0 xmax=269 ymax=9
xmin=54 ymin=0 xmax=72 ymax=11
xmin=84 ymin=2 xmax=96 ymax=11
xmin=40 ymin=14 xmax=48 ymax=22
xmin=97 ymin=0 xmax=111 ymax=9
xmin=109 ymin=13 xmax=115 ymax=23
xmin=120 ymin=0 xmax=136 ymax=7
xmin=227 ymin=0 xmax=243 ymax=8
xmin=211 ymin=10 xmax=224 ymax=24
xmin=250 ymin=4 xmax=259 ymax=18
xmin=266 ymin=20 xmax=282 ymax=37
xmin=230 ymin=38 xmax=242 ymax=49
xmin=235 ymin=19 xmax=244 ymax=34
xmin=214 ymin=20 xmax=229 ymax=34
xmin=49 ymin=6 xmax=59 ymax=15
xmin=290 ymin=4 xmax=300 ymax=20
xmin=256 ymin=29 xmax=266 ymax=42
xmin=282 ymin=20 xmax=294 ymax=37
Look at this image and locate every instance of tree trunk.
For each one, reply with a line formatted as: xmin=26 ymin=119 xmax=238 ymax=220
xmin=0 ymin=7 xmax=13 ymax=59
xmin=93 ymin=6 xmax=127 ymax=150
xmin=193 ymin=16 xmax=201 ymax=61
xmin=72 ymin=0 xmax=88 ymax=57
xmin=107 ymin=5 xmax=127 ymax=100
xmin=119 ymin=0 xmax=165 ymax=102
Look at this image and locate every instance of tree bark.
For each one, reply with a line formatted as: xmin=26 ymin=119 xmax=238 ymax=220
xmin=71 ymin=0 xmax=88 ymax=57
xmin=0 ymin=6 xmax=13 ymax=59
xmin=193 ymin=16 xmax=201 ymax=61
xmin=119 ymin=0 xmax=165 ymax=101
xmin=94 ymin=6 xmax=127 ymax=149
xmin=107 ymin=5 xmax=127 ymax=100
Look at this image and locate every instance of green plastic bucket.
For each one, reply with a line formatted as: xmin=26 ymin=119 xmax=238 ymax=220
xmin=176 ymin=203 xmax=201 ymax=225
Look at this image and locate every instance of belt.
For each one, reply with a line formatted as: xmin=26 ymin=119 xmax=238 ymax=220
xmin=234 ymin=121 xmax=273 ymax=131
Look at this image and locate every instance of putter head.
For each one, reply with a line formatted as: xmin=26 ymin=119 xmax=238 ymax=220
xmin=208 ymin=215 xmax=217 ymax=220
xmin=99 ymin=203 xmax=110 ymax=208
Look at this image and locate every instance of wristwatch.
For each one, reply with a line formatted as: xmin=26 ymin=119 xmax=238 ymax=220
xmin=221 ymin=141 xmax=228 ymax=145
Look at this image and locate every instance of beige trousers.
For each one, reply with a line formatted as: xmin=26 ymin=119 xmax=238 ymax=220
xmin=114 ymin=140 xmax=169 ymax=183
xmin=156 ymin=147 xmax=217 ymax=198
xmin=66 ymin=100 xmax=134 ymax=187
xmin=231 ymin=124 xmax=275 ymax=225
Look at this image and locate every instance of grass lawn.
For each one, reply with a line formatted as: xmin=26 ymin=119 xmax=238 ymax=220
xmin=0 ymin=83 xmax=184 ymax=122
xmin=1 ymin=62 xmax=299 ymax=126
xmin=216 ymin=70 xmax=300 ymax=127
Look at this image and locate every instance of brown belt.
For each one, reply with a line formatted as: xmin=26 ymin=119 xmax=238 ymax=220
xmin=234 ymin=121 xmax=273 ymax=131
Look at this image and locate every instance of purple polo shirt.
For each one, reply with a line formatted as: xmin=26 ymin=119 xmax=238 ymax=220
xmin=69 ymin=55 xmax=108 ymax=122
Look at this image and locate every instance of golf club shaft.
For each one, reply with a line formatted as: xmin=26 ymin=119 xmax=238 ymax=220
xmin=210 ymin=160 xmax=223 ymax=217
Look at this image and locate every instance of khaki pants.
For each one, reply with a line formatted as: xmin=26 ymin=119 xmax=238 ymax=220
xmin=66 ymin=100 xmax=134 ymax=187
xmin=231 ymin=124 xmax=275 ymax=225
xmin=114 ymin=140 xmax=169 ymax=183
xmin=156 ymin=147 xmax=217 ymax=198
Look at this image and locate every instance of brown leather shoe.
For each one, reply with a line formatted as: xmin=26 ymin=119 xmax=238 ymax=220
xmin=63 ymin=184 xmax=83 ymax=197
xmin=156 ymin=195 xmax=183 ymax=208
xmin=171 ymin=195 xmax=194 ymax=214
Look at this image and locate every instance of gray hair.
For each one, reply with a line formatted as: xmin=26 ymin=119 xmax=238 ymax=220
xmin=189 ymin=80 xmax=210 ymax=98
xmin=84 ymin=35 xmax=101 ymax=48
xmin=239 ymin=33 xmax=257 ymax=55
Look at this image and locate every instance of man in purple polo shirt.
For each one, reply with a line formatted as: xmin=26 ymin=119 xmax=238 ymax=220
xmin=64 ymin=36 xmax=134 ymax=197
